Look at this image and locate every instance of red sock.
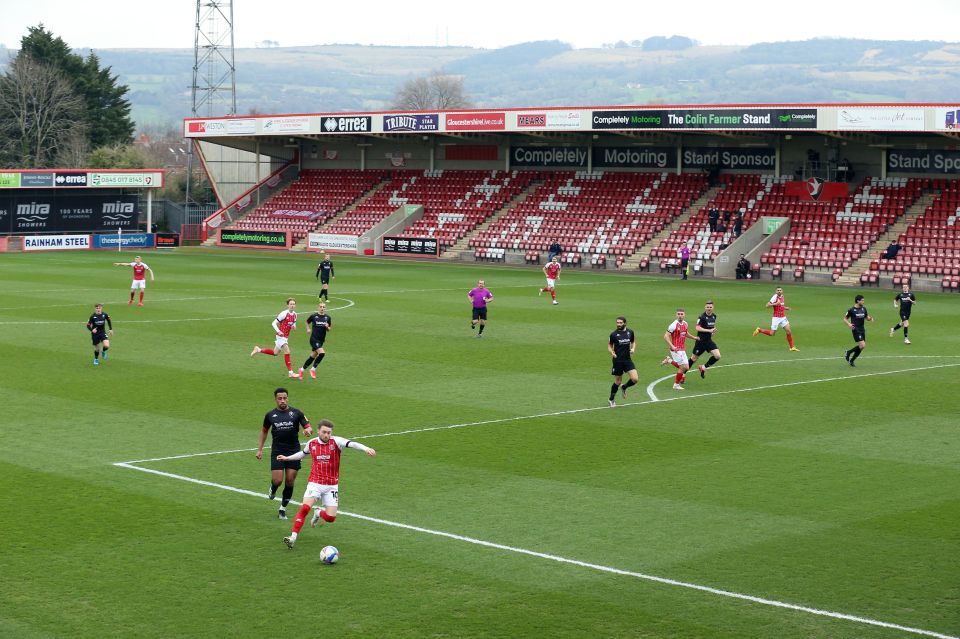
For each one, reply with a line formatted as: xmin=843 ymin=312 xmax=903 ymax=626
xmin=675 ymin=372 xmax=682 ymax=384
xmin=284 ymin=354 xmax=292 ymax=371
xmin=550 ymin=290 xmax=555 ymax=300
xmin=139 ymin=291 xmax=144 ymax=303
xmin=786 ymin=333 xmax=795 ymax=348
xmin=320 ymin=511 xmax=336 ymax=523
xmin=680 ymin=373 xmax=686 ymax=383
xmin=261 ymin=348 xmax=275 ymax=356
xmin=759 ymin=328 xmax=774 ymax=336
xmin=541 ymin=287 xmax=548 ymax=292
xmin=292 ymin=504 xmax=311 ymax=534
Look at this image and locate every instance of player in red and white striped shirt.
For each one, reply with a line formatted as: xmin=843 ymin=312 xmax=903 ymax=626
xmin=113 ymin=255 xmax=154 ymax=306
xmin=277 ymin=419 xmax=376 ymax=549
xmin=753 ymin=287 xmax=799 ymax=351
xmin=540 ymin=256 xmax=562 ymax=304
xmin=251 ymin=298 xmax=300 ymax=378
xmin=662 ymin=308 xmax=690 ymax=390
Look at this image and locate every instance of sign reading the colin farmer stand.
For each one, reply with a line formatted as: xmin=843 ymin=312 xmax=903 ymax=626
xmin=592 ymin=108 xmax=818 ymax=130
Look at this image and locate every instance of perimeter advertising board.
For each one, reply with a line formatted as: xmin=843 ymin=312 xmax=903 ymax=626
xmin=592 ymin=108 xmax=818 ymax=130
xmin=23 ymin=234 xmax=91 ymax=251
xmin=217 ymin=229 xmax=291 ymax=249
xmin=0 ymin=195 xmax=139 ymax=232
xmin=382 ymin=236 xmax=439 ymax=256
xmin=308 ymin=233 xmax=358 ymax=253
xmin=92 ymin=233 xmax=155 ymax=249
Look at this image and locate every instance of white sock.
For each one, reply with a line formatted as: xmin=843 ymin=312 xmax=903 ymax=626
xmin=290 ymin=532 xmax=298 ymax=541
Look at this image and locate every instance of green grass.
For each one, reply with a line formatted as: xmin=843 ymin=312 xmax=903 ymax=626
xmin=1 ymin=248 xmax=957 ymax=639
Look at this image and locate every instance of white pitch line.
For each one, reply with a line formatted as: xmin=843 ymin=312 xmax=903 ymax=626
xmin=645 ymin=355 xmax=960 ymax=402
xmin=112 ymin=461 xmax=958 ymax=639
xmin=113 ymin=357 xmax=960 ymax=465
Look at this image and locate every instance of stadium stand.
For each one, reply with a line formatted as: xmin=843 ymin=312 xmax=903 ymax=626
xmin=323 ymin=170 xmax=537 ymax=246
xmin=469 ymin=171 xmax=708 ymax=265
xmin=880 ymin=178 xmax=960 ymax=283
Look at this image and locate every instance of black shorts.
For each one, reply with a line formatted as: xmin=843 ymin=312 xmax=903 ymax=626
xmin=91 ymin=332 xmax=107 ymax=345
xmin=852 ymin=329 xmax=865 ymax=343
xmin=611 ymin=359 xmax=636 ymax=376
xmin=899 ymin=309 xmax=911 ymax=321
xmin=320 ymin=277 xmax=330 ymax=285
xmin=692 ymin=339 xmax=718 ymax=356
xmin=472 ymin=307 xmax=487 ymax=321
xmin=270 ymin=447 xmax=302 ymax=471
xmin=310 ymin=337 xmax=326 ymax=351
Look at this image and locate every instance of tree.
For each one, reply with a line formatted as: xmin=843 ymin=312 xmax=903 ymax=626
xmin=392 ymin=71 xmax=472 ymax=111
xmin=18 ymin=25 xmax=134 ymax=149
xmin=0 ymin=55 xmax=85 ymax=168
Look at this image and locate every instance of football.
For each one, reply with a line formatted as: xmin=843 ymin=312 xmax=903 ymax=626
xmin=319 ymin=545 xmax=339 ymax=564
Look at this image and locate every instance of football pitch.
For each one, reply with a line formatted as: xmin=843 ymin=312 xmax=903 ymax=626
xmin=1 ymin=248 xmax=957 ymax=639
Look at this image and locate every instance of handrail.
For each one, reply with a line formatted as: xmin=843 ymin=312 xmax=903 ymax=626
xmin=202 ymin=156 xmax=299 ymax=241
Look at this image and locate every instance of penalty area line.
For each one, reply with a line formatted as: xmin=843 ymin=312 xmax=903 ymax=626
xmin=111 ymin=461 xmax=958 ymax=639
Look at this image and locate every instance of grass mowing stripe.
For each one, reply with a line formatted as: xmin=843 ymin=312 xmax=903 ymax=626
xmin=113 ymin=461 xmax=959 ymax=639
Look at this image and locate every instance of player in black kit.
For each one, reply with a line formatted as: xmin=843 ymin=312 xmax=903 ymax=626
xmin=607 ymin=316 xmax=638 ymax=407
xmin=256 ymin=388 xmax=313 ymax=519
xmin=86 ymin=303 xmax=113 ymax=366
xmin=689 ymin=300 xmax=721 ymax=379
xmin=315 ymin=255 xmax=334 ymax=301
xmin=889 ymin=283 xmax=917 ymax=344
xmin=844 ymin=294 xmax=873 ymax=367
xmin=298 ymin=301 xmax=332 ymax=380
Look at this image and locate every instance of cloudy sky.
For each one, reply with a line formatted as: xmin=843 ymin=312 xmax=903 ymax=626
xmin=1 ymin=0 xmax=958 ymax=50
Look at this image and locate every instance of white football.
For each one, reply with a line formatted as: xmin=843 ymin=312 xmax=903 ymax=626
xmin=319 ymin=545 xmax=339 ymax=564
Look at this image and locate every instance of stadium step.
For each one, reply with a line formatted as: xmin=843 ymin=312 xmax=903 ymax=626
xmin=620 ymin=184 xmax=723 ymax=270
xmin=440 ymin=180 xmax=544 ymax=260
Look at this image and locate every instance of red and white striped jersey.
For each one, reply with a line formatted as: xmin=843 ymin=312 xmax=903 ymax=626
xmin=667 ymin=320 xmax=688 ymax=350
xmin=302 ymin=435 xmax=352 ymax=485
xmin=769 ymin=293 xmax=786 ymax=318
xmin=275 ymin=310 xmax=297 ymax=337
xmin=125 ymin=262 xmax=148 ymax=280
xmin=545 ymin=262 xmax=561 ymax=279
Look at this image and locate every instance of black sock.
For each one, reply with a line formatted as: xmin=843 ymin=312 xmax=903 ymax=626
xmin=302 ymin=356 xmax=315 ymax=369
xmin=94 ymin=350 xmax=99 ymax=360
xmin=478 ymin=324 xmax=485 ymax=334
xmin=102 ymin=346 xmax=109 ymax=354
xmin=609 ymin=384 xmax=620 ymax=400
xmin=322 ymin=290 xmax=328 ymax=300
xmin=622 ymin=379 xmax=636 ymax=389
xmin=850 ymin=346 xmax=862 ymax=361
xmin=313 ymin=353 xmax=325 ymax=367
xmin=846 ymin=347 xmax=856 ymax=357
xmin=903 ymin=327 xmax=908 ymax=337
xmin=269 ymin=481 xmax=281 ymax=497
xmin=893 ymin=323 xmax=901 ymax=331
xmin=705 ymin=356 xmax=718 ymax=368
xmin=281 ymin=485 xmax=294 ymax=507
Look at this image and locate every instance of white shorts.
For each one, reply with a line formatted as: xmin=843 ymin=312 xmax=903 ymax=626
xmin=670 ymin=350 xmax=689 ymax=367
xmin=303 ymin=482 xmax=339 ymax=508
xmin=274 ymin=335 xmax=289 ymax=350
xmin=545 ymin=278 xmax=556 ymax=289
xmin=771 ymin=316 xmax=790 ymax=331
xmin=131 ymin=280 xmax=146 ymax=289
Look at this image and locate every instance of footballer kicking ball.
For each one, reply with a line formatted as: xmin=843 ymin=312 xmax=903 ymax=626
xmin=319 ymin=545 xmax=339 ymax=564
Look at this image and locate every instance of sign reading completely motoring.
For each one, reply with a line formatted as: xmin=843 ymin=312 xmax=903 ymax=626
xmin=445 ymin=112 xmax=506 ymax=131
xmin=382 ymin=236 xmax=439 ymax=256
xmin=594 ymin=147 xmax=677 ymax=168
xmin=511 ymin=146 xmax=588 ymax=167
xmin=218 ymin=229 xmax=290 ymax=248
xmin=887 ymin=149 xmax=960 ymax=174
xmin=23 ymin=234 xmax=91 ymax=251
xmin=837 ymin=108 xmax=925 ymax=131
xmin=682 ymin=147 xmax=776 ymax=169
xmin=0 ymin=195 xmax=139 ymax=232
xmin=383 ymin=114 xmax=439 ymax=132
xmin=308 ymin=233 xmax=358 ymax=253
xmin=321 ymin=116 xmax=372 ymax=133
xmin=592 ymin=108 xmax=818 ymax=130
xmin=92 ymin=233 xmax=155 ymax=249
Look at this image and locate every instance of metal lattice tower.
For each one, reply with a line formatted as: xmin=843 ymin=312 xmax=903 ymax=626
xmin=187 ymin=1 xmax=236 ymax=213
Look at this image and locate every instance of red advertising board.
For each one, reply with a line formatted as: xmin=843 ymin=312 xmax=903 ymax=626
xmin=785 ymin=179 xmax=849 ymax=202
xmin=444 ymin=145 xmax=499 ymax=161
xmin=445 ymin=112 xmax=506 ymax=131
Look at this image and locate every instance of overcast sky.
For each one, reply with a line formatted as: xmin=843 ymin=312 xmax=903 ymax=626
xmin=1 ymin=0 xmax=958 ymax=50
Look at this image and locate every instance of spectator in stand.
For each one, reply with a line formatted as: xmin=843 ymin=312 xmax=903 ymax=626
xmin=679 ymin=245 xmax=691 ymax=280
xmin=547 ymin=239 xmax=563 ymax=262
xmin=707 ymin=207 xmax=719 ymax=233
xmin=733 ymin=212 xmax=743 ymax=238
xmin=736 ymin=254 xmax=751 ymax=279
xmin=880 ymin=242 xmax=901 ymax=260
xmin=723 ymin=210 xmax=732 ymax=226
